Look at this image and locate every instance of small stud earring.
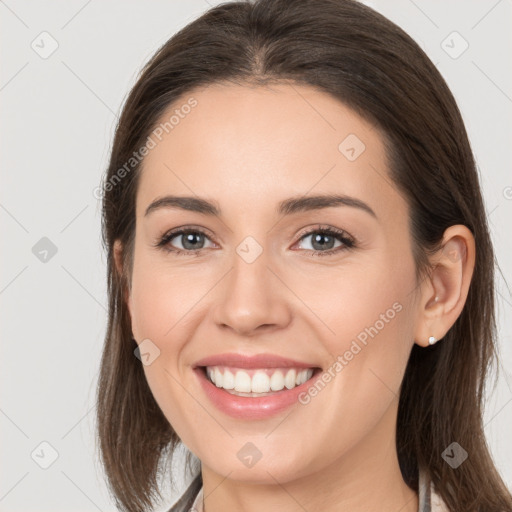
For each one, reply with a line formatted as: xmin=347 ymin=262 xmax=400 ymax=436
xmin=428 ymin=336 xmax=437 ymax=345
xmin=434 ymin=296 xmax=439 ymax=303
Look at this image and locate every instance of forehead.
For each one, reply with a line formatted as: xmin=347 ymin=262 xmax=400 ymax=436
xmin=137 ymin=82 xmax=401 ymax=222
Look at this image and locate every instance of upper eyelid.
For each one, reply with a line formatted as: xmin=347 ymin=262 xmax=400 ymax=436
xmin=161 ymin=226 xmax=216 ymax=244
xmin=296 ymin=225 xmax=354 ymax=242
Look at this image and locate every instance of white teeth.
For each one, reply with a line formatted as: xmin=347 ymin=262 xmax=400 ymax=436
xmin=206 ymin=367 xmax=315 ymax=394
xmin=270 ymin=371 xmax=285 ymax=391
xmin=234 ymin=370 xmax=252 ymax=392
xmin=284 ymin=369 xmax=296 ymax=389
xmin=223 ymin=369 xmax=235 ymax=389
xmin=214 ymin=367 xmax=223 ymax=388
xmin=251 ymin=372 xmax=270 ymax=393
xmin=296 ymin=369 xmax=310 ymax=385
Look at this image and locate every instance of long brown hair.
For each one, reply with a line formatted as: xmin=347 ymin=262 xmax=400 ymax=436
xmin=95 ymin=1 xmax=512 ymax=511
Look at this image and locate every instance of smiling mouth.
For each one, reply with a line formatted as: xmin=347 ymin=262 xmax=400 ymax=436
xmin=199 ymin=365 xmax=322 ymax=397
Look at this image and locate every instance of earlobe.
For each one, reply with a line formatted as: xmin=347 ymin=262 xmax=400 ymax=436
xmin=414 ymin=225 xmax=475 ymax=347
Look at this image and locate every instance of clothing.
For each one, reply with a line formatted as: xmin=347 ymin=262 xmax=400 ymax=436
xmin=185 ymin=468 xmax=450 ymax=511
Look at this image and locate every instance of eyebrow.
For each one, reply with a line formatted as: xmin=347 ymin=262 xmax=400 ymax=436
xmin=144 ymin=193 xmax=377 ymax=219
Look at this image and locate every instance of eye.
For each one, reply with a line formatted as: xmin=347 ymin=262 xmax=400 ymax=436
xmin=156 ymin=228 xmax=216 ymax=255
xmin=294 ymin=226 xmax=356 ymax=257
xmin=155 ymin=225 xmax=356 ymax=257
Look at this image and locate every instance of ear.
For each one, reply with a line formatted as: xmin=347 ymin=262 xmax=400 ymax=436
xmin=413 ymin=224 xmax=475 ymax=347
xmin=113 ymin=239 xmax=132 ymax=317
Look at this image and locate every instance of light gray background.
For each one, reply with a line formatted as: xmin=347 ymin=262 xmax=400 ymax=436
xmin=1 ymin=1 xmax=511 ymax=510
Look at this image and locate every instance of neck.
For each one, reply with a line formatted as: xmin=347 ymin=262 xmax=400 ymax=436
xmin=200 ymin=401 xmax=418 ymax=512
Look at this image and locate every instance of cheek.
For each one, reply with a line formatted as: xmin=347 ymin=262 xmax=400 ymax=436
xmin=306 ymin=258 xmax=412 ymax=356
xmin=129 ymin=250 xmax=206 ymax=341
xmin=127 ymin=251 xmax=216 ymax=427
xmin=127 ymin=256 xmax=203 ymax=441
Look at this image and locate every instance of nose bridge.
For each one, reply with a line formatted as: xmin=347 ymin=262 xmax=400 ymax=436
xmin=212 ymin=235 xmax=291 ymax=335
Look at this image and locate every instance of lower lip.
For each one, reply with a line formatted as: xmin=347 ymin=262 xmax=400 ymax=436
xmin=194 ymin=367 xmax=319 ymax=420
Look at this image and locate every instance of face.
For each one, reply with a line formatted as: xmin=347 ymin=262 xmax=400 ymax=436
xmin=123 ymin=82 xmax=422 ymax=484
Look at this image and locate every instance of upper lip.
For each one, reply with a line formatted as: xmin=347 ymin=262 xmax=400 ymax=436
xmin=193 ymin=352 xmax=319 ymax=370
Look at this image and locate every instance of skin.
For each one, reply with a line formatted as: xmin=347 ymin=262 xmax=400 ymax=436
xmin=114 ymin=82 xmax=475 ymax=512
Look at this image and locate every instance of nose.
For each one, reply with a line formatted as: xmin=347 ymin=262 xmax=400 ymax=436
xmin=211 ymin=250 xmax=292 ymax=337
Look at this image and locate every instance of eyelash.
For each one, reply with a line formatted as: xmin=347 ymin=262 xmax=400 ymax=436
xmin=155 ymin=225 xmax=356 ymax=258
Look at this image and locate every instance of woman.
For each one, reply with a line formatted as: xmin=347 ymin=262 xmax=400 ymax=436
xmin=95 ymin=0 xmax=512 ymax=511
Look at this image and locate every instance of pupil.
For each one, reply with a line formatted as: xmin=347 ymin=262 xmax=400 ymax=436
xmin=313 ymin=233 xmax=334 ymax=250
xmin=183 ymin=233 xmax=203 ymax=250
